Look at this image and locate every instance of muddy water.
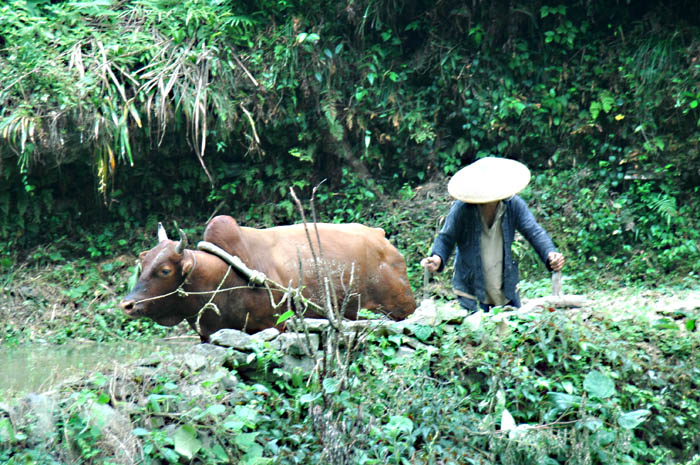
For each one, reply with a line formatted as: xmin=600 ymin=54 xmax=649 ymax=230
xmin=0 ymin=339 xmax=195 ymax=396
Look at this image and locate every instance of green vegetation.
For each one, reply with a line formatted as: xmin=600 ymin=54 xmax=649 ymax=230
xmin=1 ymin=302 xmax=698 ymax=464
xmin=0 ymin=0 xmax=699 ymax=283
xmin=1 ymin=249 xmax=177 ymax=346
xmin=1 ymin=0 xmax=700 ymax=463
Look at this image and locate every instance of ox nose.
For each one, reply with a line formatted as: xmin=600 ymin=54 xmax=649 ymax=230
xmin=120 ymin=299 xmax=136 ymax=314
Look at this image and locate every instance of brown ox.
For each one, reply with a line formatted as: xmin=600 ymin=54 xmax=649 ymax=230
xmin=119 ymin=215 xmax=417 ymax=341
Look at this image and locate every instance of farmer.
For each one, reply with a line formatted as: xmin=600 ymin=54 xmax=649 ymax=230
xmin=421 ymin=157 xmax=565 ymax=311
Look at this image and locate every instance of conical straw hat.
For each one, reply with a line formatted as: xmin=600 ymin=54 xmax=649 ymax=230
xmin=447 ymin=157 xmax=531 ymax=203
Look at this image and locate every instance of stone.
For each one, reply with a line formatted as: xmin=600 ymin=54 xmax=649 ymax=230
xmin=193 ymin=343 xmax=228 ymax=366
xmin=343 ymin=319 xmax=386 ymax=333
xmin=464 ymin=310 xmax=486 ymax=331
xmin=404 ymin=337 xmax=439 ymax=356
xmin=271 ymin=333 xmax=320 ymax=356
xmin=87 ymin=402 xmax=126 ymax=430
xmin=181 ymin=384 xmax=205 ymax=398
xmin=322 ymin=330 xmax=370 ymax=349
xmin=228 ymin=349 xmax=255 ymax=366
xmin=182 ymin=343 xmax=231 ymax=371
xmin=383 ymin=321 xmax=406 ymax=335
xmin=402 ymin=299 xmax=440 ymax=326
xmin=132 ymin=366 xmax=159 ymax=379
xmin=19 ymin=393 xmax=57 ymax=444
xmin=183 ymin=352 xmax=208 ymax=372
xmin=403 ymin=314 xmax=440 ymax=327
xmin=220 ymin=372 xmax=240 ymax=390
xmin=393 ymin=346 xmax=416 ymax=359
xmin=280 ymin=354 xmax=318 ymax=376
xmin=286 ymin=318 xmax=331 ymax=332
xmin=287 ymin=317 xmax=393 ymax=336
xmin=85 ymin=400 xmax=138 ymax=463
xmin=340 ymin=331 xmax=370 ymax=347
xmin=210 ymin=329 xmax=254 ymax=350
xmin=251 ymin=328 xmax=280 ymax=342
xmin=436 ymin=305 xmax=469 ymax=324
xmin=491 ymin=312 xmax=514 ymax=337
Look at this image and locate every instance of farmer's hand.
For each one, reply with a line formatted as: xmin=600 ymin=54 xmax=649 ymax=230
xmin=421 ymin=255 xmax=442 ymax=273
xmin=547 ymin=252 xmax=565 ymax=272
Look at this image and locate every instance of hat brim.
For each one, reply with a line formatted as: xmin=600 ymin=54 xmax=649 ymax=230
xmin=447 ymin=157 xmax=531 ymax=203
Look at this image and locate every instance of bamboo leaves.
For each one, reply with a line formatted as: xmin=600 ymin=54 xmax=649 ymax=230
xmin=1 ymin=0 xmax=255 ymax=193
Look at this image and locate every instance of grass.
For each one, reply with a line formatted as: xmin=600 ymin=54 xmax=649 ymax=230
xmin=0 ymin=253 xmax=185 ymax=346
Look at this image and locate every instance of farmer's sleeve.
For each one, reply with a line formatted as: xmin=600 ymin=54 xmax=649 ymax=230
xmin=512 ymin=196 xmax=557 ymax=270
xmin=431 ymin=200 xmax=464 ymax=272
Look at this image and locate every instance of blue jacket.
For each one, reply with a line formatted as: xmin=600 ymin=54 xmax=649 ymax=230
xmin=431 ymin=195 xmax=556 ymax=309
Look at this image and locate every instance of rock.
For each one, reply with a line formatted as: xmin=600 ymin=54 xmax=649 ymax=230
xmin=220 ymin=372 xmax=240 ymax=390
xmin=193 ymin=343 xmax=228 ymax=366
xmin=85 ymin=400 xmax=138 ymax=463
xmin=131 ymin=366 xmax=159 ymax=379
xmin=403 ymin=337 xmax=439 ymax=356
xmin=403 ymin=299 xmax=440 ymax=326
xmin=394 ymin=347 xmax=416 ymax=359
xmin=210 ymin=329 xmax=254 ymax=350
xmin=383 ymin=321 xmax=405 ymax=335
xmin=280 ymin=354 xmax=318 ymax=376
xmin=18 ymin=393 xmax=57 ymax=444
xmin=342 ymin=320 xmax=388 ymax=335
xmin=464 ymin=310 xmax=485 ymax=331
xmin=403 ymin=314 xmax=439 ymax=327
xmin=436 ymin=305 xmax=469 ymax=324
xmin=228 ymin=349 xmax=256 ymax=367
xmin=271 ymin=333 xmax=320 ymax=355
xmin=656 ymin=298 xmax=700 ymax=314
xmin=189 ymin=368 xmax=239 ymax=393
xmin=17 ymin=286 xmax=39 ymax=299
xmin=181 ymin=344 xmax=229 ymax=371
xmin=286 ymin=318 xmax=331 ymax=332
xmin=113 ymin=401 xmax=140 ymax=415
xmin=181 ymin=383 xmax=205 ymax=398
xmin=287 ymin=317 xmax=395 ymax=336
xmin=251 ymin=328 xmax=280 ymax=342
xmin=87 ymin=401 xmax=127 ymax=430
xmin=337 ymin=331 xmax=370 ymax=347
xmin=491 ymin=312 xmax=515 ymax=337
xmin=322 ymin=344 xmax=350 ymax=362
xmin=183 ymin=352 xmax=209 ymax=372
xmin=319 ymin=330 xmax=371 ymax=349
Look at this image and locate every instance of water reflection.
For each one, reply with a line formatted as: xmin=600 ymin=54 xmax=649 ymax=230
xmin=0 ymin=339 xmax=195 ymax=396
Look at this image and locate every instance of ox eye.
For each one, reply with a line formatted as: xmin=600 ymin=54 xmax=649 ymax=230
xmin=159 ymin=268 xmax=172 ymax=277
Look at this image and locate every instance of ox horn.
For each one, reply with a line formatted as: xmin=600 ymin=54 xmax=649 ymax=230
xmin=157 ymin=222 xmax=169 ymax=242
xmin=175 ymin=228 xmax=188 ymax=254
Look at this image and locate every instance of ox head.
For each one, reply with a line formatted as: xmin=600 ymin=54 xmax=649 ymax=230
xmin=119 ymin=224 xmax=195 ymax=326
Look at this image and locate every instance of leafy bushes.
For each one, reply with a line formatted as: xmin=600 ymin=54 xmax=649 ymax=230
xmin=2 ymin=0 xmax=699 ymax=288
xmin=2 ymin=304 xmax=698 ymax=464
xmin=524 ymin=169 xmax=700 ymax=285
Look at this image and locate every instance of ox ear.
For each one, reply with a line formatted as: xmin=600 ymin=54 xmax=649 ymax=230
xmin=139 ymin=251 xmax=148 ymax=261
xmin=181 ymin=251 xmax=194 ymax=277
xmin=157 ymin=222 xmax=169 ymax=242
